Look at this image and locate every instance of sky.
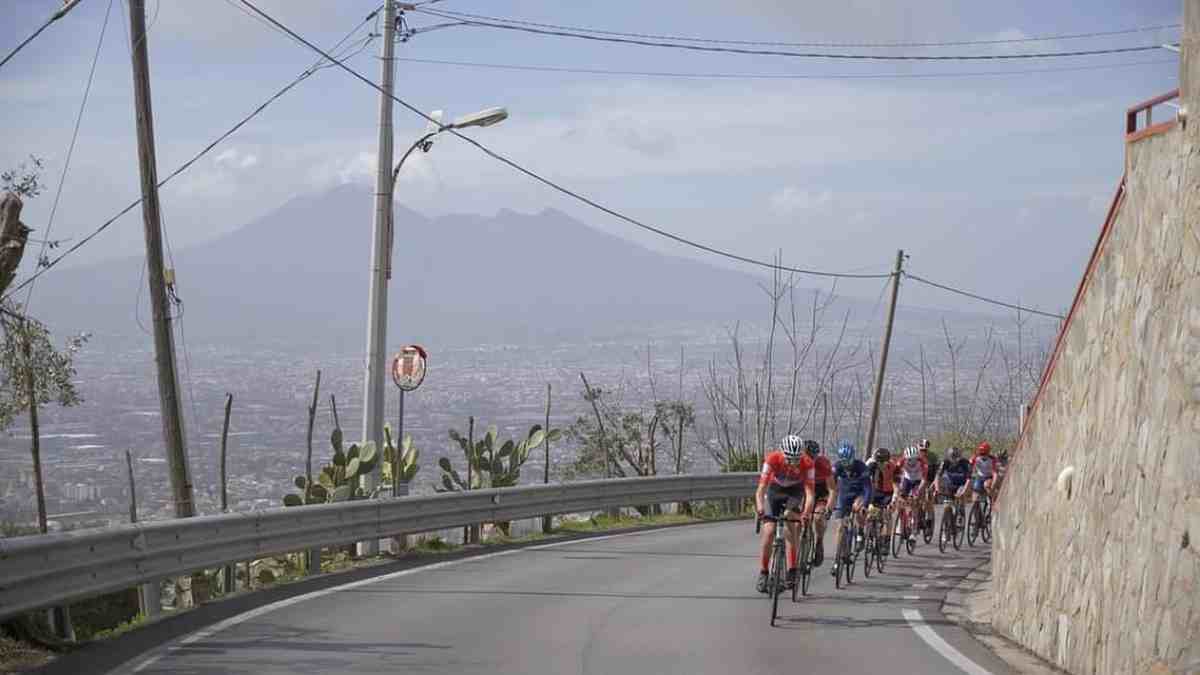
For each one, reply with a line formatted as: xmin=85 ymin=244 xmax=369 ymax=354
xmin=0 ymin=0 xmax=1183 ymax=322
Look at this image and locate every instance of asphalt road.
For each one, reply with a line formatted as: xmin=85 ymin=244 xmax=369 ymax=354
xmin=93 ymin=518 xmax=1011 ymax=675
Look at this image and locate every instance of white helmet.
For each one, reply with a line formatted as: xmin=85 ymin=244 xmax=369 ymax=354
xmin=903 ymin=446 xmax=920 ymax=460
xmin=781 ymin=435 xmax=803 ymax=463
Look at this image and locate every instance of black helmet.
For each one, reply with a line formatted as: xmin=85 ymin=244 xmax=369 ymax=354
xmin=803 ymin=439 xmax=820 ymax=456
xmin=874 ymin=447 xmax=891 ymax=461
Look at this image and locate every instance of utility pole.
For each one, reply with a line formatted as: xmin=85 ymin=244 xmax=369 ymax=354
xmin=360 ymin=0 xmax=397 ymax=556
xmin=127 ymin=0 xmax=193 ymax=519
xmin=864 ymin=249 xmax=905 ymax=454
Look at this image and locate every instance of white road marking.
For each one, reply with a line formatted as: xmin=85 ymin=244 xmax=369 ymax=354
xmin=913 ymin=583 xmax=930 ymax=589
xmin=116 ymin=527 xmax=675 ymax=674
xmin=924 ymin=572 xmax=940 ymax=578
xmin=903 ymin=608 xmax=992 ymax=675
xmin=943 ymin=563 xmax=958 ymax=568
xmin=902 ymin=595 xmax=922 ymax=600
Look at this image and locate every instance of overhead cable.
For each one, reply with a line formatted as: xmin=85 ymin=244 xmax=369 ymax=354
xmin=0 ymin=0 xmax=86 ymax=72
xmin=233 ymin=0 xmax=895 ymax=281
xmin=24 ymin=0 xmax=115 ymax=310
xmin=395 ymin=55 xmax=1176 ymax=81
xmin=1 ymin=9 xmax=381 ymax=302
xmin=416 ymin=10 xmax=1166 ymax=61
xmin=903 ymin=272 xmax=1064 ymax=319
xmin=418 ymin=8 xmax=1179 ymax=50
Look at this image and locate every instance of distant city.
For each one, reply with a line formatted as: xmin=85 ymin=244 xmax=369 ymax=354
xmin=0 ymin=309 xmax=1053 ymax=530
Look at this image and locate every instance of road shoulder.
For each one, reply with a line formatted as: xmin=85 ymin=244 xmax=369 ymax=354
xmin=941 ymin=556 xmax=1068 ymax=675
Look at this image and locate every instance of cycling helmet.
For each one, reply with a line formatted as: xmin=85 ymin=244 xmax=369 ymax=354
xmin=948 ymin=446 xmax=962 ymax=460
xmin=837 ymin=441 xmax=856 ymax=462
xmin=917 ymin=438 xmax=931 ymax=451
xmin=873 ymin=447 xmax=891 ymax=462
xmin=977 ymin=441 xmax=992 ymax=455
xmin=903 ymin=446 xmax=920 ymax=460
xmin=781 ymin=435 xmax=803 ymax=463
xmin=803 ymin=439 xmax=820 ymax=456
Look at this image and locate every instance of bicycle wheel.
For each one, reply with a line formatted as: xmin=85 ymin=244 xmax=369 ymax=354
xmin=891 ymin=509 xmax=903 ymax=558
xmin=938 ymin=507 xmax=950 ymax=554
xmin=862 ymin=523 xmax=874 ymax=578
xmin=981 ymin=498 xmax=993 ymax=543
xmin=953 ymin=504 xmax=966 ymax=549
xmin=799 ymin=524 xmax=814 ymax=597
xmin=769 ymin=541 xmax=785 ymax=626
xmin=905 ymin=512 xmax=916 ymax=555
xmin=875 ymin=526 xmax=887 ymax=573
xmin=844 ymin=524 xmax=856 ymax=584
xmin=834 ymin=523 xmax=848 ymax=589
xmin=967 ymin=502 xmax=980 ymax=546
xmin=922 ymin=504 xmax=934 ymax=544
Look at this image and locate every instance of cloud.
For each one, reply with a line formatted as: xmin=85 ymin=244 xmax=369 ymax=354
xmin=770 ymin=187 xmax=833 ymax=215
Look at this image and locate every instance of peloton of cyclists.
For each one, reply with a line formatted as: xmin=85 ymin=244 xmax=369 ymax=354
xmin=829 ymin=441 xmax=872 ymax=579
xmin=754 ymin=435 xmax=815 ymax=593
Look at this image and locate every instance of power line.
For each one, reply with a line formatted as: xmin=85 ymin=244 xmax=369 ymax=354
xmin=416 ymin=10 xmax=1166 ymax=61
xmin=24 ymin=0 xmax=115 ymax=311
xmin=903 ymin=272 xmax=1064 ymax=320
xmin=0 ymin=9 xmax=381 ymax=303
xmin=0 ymin=0 xmax=86 ymax=73
xmin=235 ymin=0 xmax=894 ymax=281
xmin=418 ymin=8 xmax=1179 ymax=50
xmin=394 ymin=55 xmax=1176 ymax=81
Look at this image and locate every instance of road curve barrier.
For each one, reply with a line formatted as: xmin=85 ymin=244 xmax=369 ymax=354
xmin=0 ymin=473 xmax=757 ymax=622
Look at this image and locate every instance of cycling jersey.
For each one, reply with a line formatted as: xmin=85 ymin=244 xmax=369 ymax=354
xmin=866 ymin=457 xmax=898 ymax=494
xmin=759 ymin=450 xmax=816 ymax=488
xmin=938 ymin=458 xmax=970 ymax=492
xmin=813 ymin=455 xmax=833 ymax=484
xmin=921 ymin=451 xmax=940 ymax=482
xmin=833 ymin=459 xmax=874 ymax=518
xmin=970 ymin=454 xmax=998 ymax=480
xmin=898 ymin=456 xmax=928 ymax=483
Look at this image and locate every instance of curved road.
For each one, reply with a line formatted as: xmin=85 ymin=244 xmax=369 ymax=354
xmin=96 ymin=519 xmax=1009 ymax=674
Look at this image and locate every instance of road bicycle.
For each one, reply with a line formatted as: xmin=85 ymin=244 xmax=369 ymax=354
xmin=967 ymin=490 xmax=992 ymax=546
xmin=936 ymin=492 xmax=959 ymax=553
xmin=863 ymin=503 xmax=887 ymax=575
xmin=920 ymin=487 xmax=936 ymax=544
xmin=892 ymin=495 xmax=918 ymax=557
xmin=832 ymin=507 xmax=861 ymax=589
xmin=760 ymin=512 xmax=808 ymax=627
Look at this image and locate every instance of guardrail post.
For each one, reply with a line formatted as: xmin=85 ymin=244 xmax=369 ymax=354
xmin=305 ymin=547 xmax=321 ymax=576
xmin=139 ymin=581 xmax=161 ymax=617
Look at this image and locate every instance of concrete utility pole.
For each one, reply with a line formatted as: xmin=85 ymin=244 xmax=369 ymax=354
xmin=127 ymin=0 xmax=194 ymax=519
xmin=360 ymin=0 xmax=397 ymax=555
xmin=864 ymin=249 xmax=905 ymax=453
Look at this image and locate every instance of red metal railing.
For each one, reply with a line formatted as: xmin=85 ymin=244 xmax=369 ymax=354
xmin=1126 ymin=88 xmax=1180 ymax=141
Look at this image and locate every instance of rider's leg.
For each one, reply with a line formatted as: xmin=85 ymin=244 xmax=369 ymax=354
xmin=759 ymin=520 xmax=776 ymax=572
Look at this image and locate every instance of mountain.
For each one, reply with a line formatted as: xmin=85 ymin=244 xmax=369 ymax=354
xmin=36 ymin=184 xmax=780 ymax=346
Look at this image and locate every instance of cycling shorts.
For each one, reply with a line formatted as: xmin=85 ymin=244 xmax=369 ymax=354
xmin=834 ymin=490 xmax=864 ymax=518
xmin=898 ymin=477 xmax=922 ymax=498
xmin=765 ymin=483 xmax=806 ymax=520
xmin=813 ymin=482 xmax=830 ymax=505
xmin=870 ymin=490 xmax=893 ymax=508
xmin=971 ymin=477 xmax=989 ymax=493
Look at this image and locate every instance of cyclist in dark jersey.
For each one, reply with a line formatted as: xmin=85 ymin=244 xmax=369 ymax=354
xmin=830 ymin=441 xmax=872 ymax=578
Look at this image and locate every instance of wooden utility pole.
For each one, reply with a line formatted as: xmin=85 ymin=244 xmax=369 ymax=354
xmin=864 ymin=249 xmax=905 ymax=454
xmin=542 ymin=383 xmax=552 ymax=534
xmin=219 ymin=394 xmax=235 ymax=593
xmin=127 ymin=0 xmax=194 ymax=519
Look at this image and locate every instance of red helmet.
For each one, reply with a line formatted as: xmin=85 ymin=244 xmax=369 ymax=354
xmin=977 ymin=441 xmax=992 ymax=455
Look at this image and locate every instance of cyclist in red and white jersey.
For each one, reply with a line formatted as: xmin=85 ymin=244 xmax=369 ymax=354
xmin=806 ymin=439 xmax=835 ymax=567
xmin=755 ymin=435 xmax=815 ymax=593
xmin=960 ymin=441 xmax=1000 ymax=503
xmin=893 ymin=446 xmax=928 ymax=544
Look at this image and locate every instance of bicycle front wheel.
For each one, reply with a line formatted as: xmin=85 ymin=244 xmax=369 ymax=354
xmin=799 ymin=524 xmax=814 ymax=597
xmin=938 ymin=508 xmax=950 ymax=554
xmin=769 ymin=542 xmax=785 ymax=626
xmin=967 ymin=502 xmax=981 ymax=546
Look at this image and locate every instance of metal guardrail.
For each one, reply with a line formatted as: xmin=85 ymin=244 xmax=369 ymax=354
xmin=0 ymin=473 xmax=756 ymax=622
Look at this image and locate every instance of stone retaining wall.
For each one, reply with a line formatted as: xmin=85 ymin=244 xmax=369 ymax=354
xmin=991 ymin=92 xmax=1200 ymax=673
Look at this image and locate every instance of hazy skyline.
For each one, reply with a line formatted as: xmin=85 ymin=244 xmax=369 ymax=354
xmin=1 ymin=0 xmax=1181 ymax=319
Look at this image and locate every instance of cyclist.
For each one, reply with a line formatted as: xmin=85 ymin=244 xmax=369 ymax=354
xmin=755 ymin=435 xmax=815 ymax=593
xmin=894 ymin=446 xmax=928 ymax=544
xmin=806 ymin=439 xmax=835 ymax=567
xmin=935 ymin=446 xmax=970 ymax=501
xmin=917 ymin=439 xmax=940 ymax=532
xmin=865 ymin=447 xmax=896 ymax=554
xmin=829 ymin=441 xmax=872 ymax=579
xmin=959 ymin=441 xmax=999 ymax=505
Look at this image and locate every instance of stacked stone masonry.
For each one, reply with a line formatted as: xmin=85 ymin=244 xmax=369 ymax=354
xmin=991 ymin=103 xmax=1200 ymax=673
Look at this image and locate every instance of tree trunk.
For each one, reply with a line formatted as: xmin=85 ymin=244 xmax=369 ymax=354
xmin=0 ymin=193 xmax=31 ymax=297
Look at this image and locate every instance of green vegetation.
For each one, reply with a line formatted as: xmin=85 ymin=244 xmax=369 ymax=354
xmin=438 ymin=421 xmax=549 ymax=492
xmin=284 ymin=427 xmax=378 ymax=506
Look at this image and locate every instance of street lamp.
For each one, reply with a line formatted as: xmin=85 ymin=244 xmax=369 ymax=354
xmin=390 ymin=107 xmax=509 ymax=191
xmin=367 ymin=106 xmax=508 ymax=503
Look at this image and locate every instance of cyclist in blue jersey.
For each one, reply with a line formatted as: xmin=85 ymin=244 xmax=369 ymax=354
xmin=829 ymin=441 xmax=872 ymax=579
xmin=935 ymin=446 xmax=970 ymax=502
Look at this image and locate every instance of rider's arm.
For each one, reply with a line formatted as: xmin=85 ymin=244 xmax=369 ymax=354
xmin=862 ymin=467 xmax=874 ymax=503
xmin=755 ymin=479 xmax=769 ymax=514
xmin=803 ymin=481 xmax=816 ymax=518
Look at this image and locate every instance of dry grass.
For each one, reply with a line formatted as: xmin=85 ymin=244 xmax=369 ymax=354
xmin=0 ymin=633 xmax=52 ymax=674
